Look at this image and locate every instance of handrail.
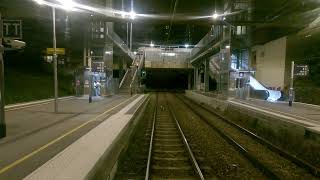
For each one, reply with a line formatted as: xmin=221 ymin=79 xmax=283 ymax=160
xmin=106 ymin=31 xmax=135 ymax=60
xmin=129 ymin=53 xmax=144 ymax=95
xmin=119 ymin=68 xmax=130 ymax=89
xmin=129 ymin=67 xmax=138 ymax=95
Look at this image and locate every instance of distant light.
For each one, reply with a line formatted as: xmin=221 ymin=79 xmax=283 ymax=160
xmin=90 ymin=14 xmax=94 ymax=17
xmin=305 ymin=34 xmax=312 ymax=38
xmin=223 ymin=17 xmax=226 ymax=20
xmin=129 ymin=11 xmax=136 ymax=20
xmin=226 ymin=45 xmax=230 ymax=49
xmin=34 ymin=0 xmax=44 ymax=5
xmin=133 ymin=51 xmax=137 ymax=55
xmin=184 ymin=44 xmax=189 ymax=48
xmin=161 ymin=52 xmax=176 ymax=57
xmin=213 ymin=13 xmax=219 ymax=19
xmin=150 ymin=42 xmax=155 ymax=47
xmin=105 ymin=51 xmax=113 ymax=55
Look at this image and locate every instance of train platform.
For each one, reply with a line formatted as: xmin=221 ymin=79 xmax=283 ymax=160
xmin=185 ymin=91 xmax=320 ymax=135
xmin=0 ymin=94 xmax=147 ymax=180
xmin=229 ymin=98 xmax=320 ymax=133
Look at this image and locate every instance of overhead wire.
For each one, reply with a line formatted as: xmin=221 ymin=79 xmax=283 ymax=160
xmin=166 ymin=0 xmax=179 ymax=43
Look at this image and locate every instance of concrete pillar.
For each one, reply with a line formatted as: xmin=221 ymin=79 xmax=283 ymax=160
xmin=194 ymin=67 xmax=198 ymax=90
xmin=204 ymin=59 xmax=209 ymax=92
xmin=188 ymin=71 xmax=192 ymax=90
xmin=104 ymin=0 xmax=115 ymax=95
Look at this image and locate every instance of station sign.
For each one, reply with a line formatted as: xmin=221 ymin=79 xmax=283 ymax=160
xmin=233 ymin=1 xmax=249 ymax=10
xmin=294 ymin=65 xmax=309 ymax=76
xmin=2 ymin=20 xmax=22 ymax=39
xmin=46 ymin=48 xmax=66 ymax=55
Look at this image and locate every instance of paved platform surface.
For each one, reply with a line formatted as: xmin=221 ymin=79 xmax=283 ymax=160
xmin=0 ymin=94 xmax=138 ymax=180
xmin=229 ymin=98 xmax=320 ymax=133
xmin=24 ymin=95 xmax=146 ymax=180
xmin=186 ymin=91 xmax=320 ymax=133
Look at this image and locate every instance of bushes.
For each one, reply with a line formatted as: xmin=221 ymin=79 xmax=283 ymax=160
xmin=294 ymin=78 xmax=320 ymax=105
xmin=4 ymin=68 xmax=73 ymax=105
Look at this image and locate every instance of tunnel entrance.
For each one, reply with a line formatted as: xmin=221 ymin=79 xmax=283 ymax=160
xmin=144 ymin=68 xmax=192 ymax=90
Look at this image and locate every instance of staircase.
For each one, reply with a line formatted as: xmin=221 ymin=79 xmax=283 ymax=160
xmin=119 ymin=51 xmax=144 ymax=95
xmin=119 ymin=68 xmax=133 ymax=94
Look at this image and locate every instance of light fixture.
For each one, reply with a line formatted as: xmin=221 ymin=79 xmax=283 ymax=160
xmin=161 ymin=52 xmax=176 ymax=57
xmin=213 ymin=13 xmax=219 ymax=19
xmin=34 ymin=0 xmax=44 ymax=5
xmin=105 ymin=51 xmax=113 ymax=55
xmin=56 ymin=0 xmax=75 ymax=11
xmin=150 ymin=42 xmax=155 ymax=47
xmin=134 ymin=51 xmax=137 ymax=55
xmin=129 ymin=11 xmax=136 ymax=20
xmin=121 ymin=11 xmax=126 ymax=18
xmin=185 ymin=44 xmax=189 ymax=48
xmin=226 ymin=45 xmax=230 ymax=49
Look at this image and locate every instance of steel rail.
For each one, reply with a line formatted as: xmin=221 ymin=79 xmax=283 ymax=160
xmin=145 ymin=94 xmax=157 ymax=180
xmin=179 ymin=94 xmax=320 ymax=177
xmin=176 ymin=95 xmax=280 ymax=180
xmin=167 ymin=100 xmax=205 ymax=180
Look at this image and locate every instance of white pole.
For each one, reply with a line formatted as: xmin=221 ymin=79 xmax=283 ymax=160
xmin=52 ymin=7 xmax=58 ymax=113
xmin=130 ymin=22 xmax=133 ymax=51
xmin=289 ymin=61 xmax=294 ymax=106
xmin=0 ymin=12 xmax=6 ymax=137
xmin=130 ymin=0 xmax=133 ymax=51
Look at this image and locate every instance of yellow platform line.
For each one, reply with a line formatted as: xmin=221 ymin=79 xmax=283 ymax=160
xmin=0 ymin=95 xmax=137 ymax=175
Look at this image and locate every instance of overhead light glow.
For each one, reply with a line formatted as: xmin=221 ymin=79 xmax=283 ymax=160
xmin=56 ymin=0 xmax=75 ymax=11
xmin=213 ymin=13 xmax=219 ymax=19
xmin=121 ymin=11 xmax=126 ymax=18
xmin=150 ymin=42 xmax=155 ymax=47
xmin=226 ymin=45 xmax=230 ymax=49
xmin=185 ymin=44 xmax=189 ymax=48
xmin=34 ymin=0 xmax=44 ymax=5
xmin=129 ymin=11 xmax=136 ymax=20
xmin=105 ymin=51 xmax=113 ymax=55
xmin=133 ymin=51 xmax=137 ymax=55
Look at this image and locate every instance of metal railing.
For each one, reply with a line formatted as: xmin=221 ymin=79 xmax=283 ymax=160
xmin=106 ymin=31 xmax=135 ymax=60
xmin=129 ymin=52 xmax=144 ymax=95
xmin=119 ymin=68 xmax=130 ymax=89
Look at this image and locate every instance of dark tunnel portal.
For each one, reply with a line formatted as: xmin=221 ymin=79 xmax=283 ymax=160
xmin=145 ymin=69 xmax=192 ymax=90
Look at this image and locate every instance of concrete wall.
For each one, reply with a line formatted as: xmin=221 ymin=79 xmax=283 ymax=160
xmin=252 ymin=37 xmax=287 ymax=89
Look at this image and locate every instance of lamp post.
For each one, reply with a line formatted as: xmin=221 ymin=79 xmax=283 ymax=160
xmin=33 ymin=0 xmax=75 ymax=112
xmin=52 ymin=7 xmax=58 ymax=113
xmin=0 ymin=12 xmax=6 ymax=138
xmin=289 ymin=61 xmax=295 ymax=106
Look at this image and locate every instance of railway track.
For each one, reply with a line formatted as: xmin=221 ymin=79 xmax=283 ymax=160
xmin=115 ymin=93 xmax=320 ymax=179
xmin=145 ymin=94 xmax=208 ymax=179
xmin=174 ymin=93 xmax=320 ymax=179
